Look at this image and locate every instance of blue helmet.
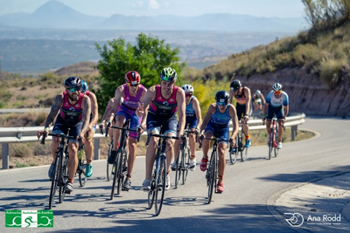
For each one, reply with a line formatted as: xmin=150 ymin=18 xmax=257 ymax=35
xmin=81 ymin=80 xmax=88 ymax=93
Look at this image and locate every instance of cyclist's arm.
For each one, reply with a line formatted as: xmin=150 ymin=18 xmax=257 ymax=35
xmin=199 ymin=103 xmax=215 ymax=134
xmin=109 ymin=86 xmax=124 ymax=123
xmin=101 ymin=99 xmax=114 ymax=124
xmin=244 ymin=87 xmax=251 ymax=116
xmin=88 ymin=92 xmax=99 ymax=127
xmin=80 ymin=96 xmax=92 ymax=136
xmin=229 ymin=105 xmax=239 ymax=138
xmin=139 ymin=85 xmax=156 ymax=127
xmin=44 ymin=94 xmax=64 ymax=128
xmin=176 ymin=88 xmax=186 ymax=136
xmin=259 ymin=93 xmax=266 ymax=106
xmin=193 ymin=97 xmax=202 ymax=129
xmin=283 ymin=105 xmax=289 ymax=119
xmin=263 ymin=102 xmax=269 ymax=117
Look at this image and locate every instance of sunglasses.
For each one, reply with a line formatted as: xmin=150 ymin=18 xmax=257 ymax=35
xmin=67 ymin=87 xmax=81 ymax=92
xmin=127 ymin=82 xmax=139 ymax=87
xmin=217 ymin=102 xmax=227 ymax=106
xmin=274 ymin=90 xmax=282 ymax=94
xmin=185 ymin=93 xmax=193 ymax=98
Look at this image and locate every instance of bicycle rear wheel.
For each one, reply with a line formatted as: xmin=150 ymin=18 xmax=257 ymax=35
xmin=106 ymin=142 xmax=113 ymax=181
xmin=49 ymin=155 xmax=60 ymax=209
xmin=59 ymin=155 xmax=68 ymax=203
xmin=147 ymin=177 xmax=156 ymax=209
xmin=155 ymin=156 xmax=166 ymax=216
xmin=207 ymin=151 xmax=216 ymax=204
xmin=110 ymin=151 xmax=121 ymax=200
xmin=79 ymin=158 xmax=87 ymax=187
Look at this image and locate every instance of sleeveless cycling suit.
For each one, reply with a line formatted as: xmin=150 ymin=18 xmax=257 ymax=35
xmin=149 ymin=85 xmax=178 ymax=117
xmin=233 ymin=87 xmax=248 ymax=120
xmin=147 ymin=85 xmax=179 ymax=135
xmin=53 ymin=91 xmax=84 ymax=142
xmin=115 ymin=84 xmax=146 ymax=139
xmin=204 ymin=104 xmax=231 ymax=144
xmin=59 ymin=91 xmax=84 ymax=123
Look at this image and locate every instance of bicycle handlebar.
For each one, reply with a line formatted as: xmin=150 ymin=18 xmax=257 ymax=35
xmin=145 ymin=133 xmax=180 ymax=146
xmin=199 ymin=135 xmax=232 ymax=149
xmin=40 ymin=131 xmax=47 ymax=145
xmin=105 ymin=122 xmax=111 ymax=137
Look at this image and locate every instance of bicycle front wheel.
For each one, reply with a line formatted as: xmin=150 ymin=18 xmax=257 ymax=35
xmin=182 ymin=148 xmax=189 ymax=185
xmin=49 ymin=155 xmax=60 ymax=209
xmin=155 ymin=156 xmax=166 ymax=216
xmin=79 ymin=158 xmax=87 ymax=187
xmin=147 ymin=177 xmax=156 ymax=210
xmin=241 ymin=147 xmax=248 ymax=162
xmin=207 ymin=152 xmax=216 ymax=204
xmin=110 ymin=151 xmax=121 ymax=200
xmin=174 ymin=152 xmax=180 ymax=189
xmin=106 ymin=142 xmax=113 ymax=181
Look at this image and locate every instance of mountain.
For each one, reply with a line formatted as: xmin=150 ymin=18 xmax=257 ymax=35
xmin=0 ymin=1 xmax=106 ymax=29
xmin=0 ymin=1 xmax=307 ymax=32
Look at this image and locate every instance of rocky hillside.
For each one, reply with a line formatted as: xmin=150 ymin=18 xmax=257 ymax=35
xmin=234 ymin=68 xmax=350 ymax=117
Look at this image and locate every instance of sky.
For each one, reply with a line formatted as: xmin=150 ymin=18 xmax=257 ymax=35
xmin=0 ymin=0 xmax=306 ymax=18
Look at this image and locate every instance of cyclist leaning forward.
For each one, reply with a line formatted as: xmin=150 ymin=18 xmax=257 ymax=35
xmin=229 ymin=79 xmax=252 ymax=148
xmin=107 ymin=71 xmax=147 ymax=191
xmin=199 ymin=91 xmax=239 ymax=193
xmin=172 ymin=84 xmax=202 ymax=171
xmin=136 ymin=67 xmax=186 ymax=191
xmin=37 ymin=76 xmax=91 ymax=193
xmin=80 ymin=80 xmax=98 ymax=178
xmin=263 ymin=83 xmax=289 ymax=149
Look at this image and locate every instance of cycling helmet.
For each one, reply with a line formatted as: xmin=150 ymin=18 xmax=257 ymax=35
xmin=230 ymin=80 xmax=242 ymax=92
xmin=81 ymin=80 xmax=88 ymax=93
xmin=64 ymin=76 xmax=82 ymax=89
xmin=125 ymin=71 xmax=141 ymax=86
xmin=272 ymin=83 xmax=282 ymax=91
xmin=215 ymin=90 xmax=230 ymax=104
xmin=160 ymin=67 xmax=177 ymax=82
xmin=255 ymin=90 xmax=261 ymax=95
xmin=181 ymin=84 xmax=194 ymax=93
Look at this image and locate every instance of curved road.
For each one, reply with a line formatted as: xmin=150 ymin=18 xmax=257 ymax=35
xmin=0 ymin=117 xmax=349 ymax=233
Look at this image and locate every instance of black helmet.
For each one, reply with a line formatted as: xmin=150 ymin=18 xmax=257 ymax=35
xmin=215 ymin=90 xmax=230 ymax=104
xmin=230 ymin=80 xmax=242 ymax=92
xmin=64 ymin=76 xmax=82 ymax=89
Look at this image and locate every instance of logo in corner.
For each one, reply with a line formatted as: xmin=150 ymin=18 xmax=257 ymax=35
xmin=284 ymin=213 xmax=304 ymax=227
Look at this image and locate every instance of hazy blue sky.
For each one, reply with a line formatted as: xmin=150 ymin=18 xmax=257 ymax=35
xmin=0 ymin=0 xmax=306 ymax=18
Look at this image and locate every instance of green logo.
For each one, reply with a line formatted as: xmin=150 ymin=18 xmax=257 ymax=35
xmin=5 ymin=210 xmax=53 ymax=228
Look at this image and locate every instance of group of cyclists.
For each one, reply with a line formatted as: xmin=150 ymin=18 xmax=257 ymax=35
xmin=37 ymin=67 xmax=289 ymax=195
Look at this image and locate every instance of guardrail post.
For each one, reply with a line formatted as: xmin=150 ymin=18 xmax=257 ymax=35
xmin=94 ymin=138 xmax=100 ymax=160
xmin=2 ymin=143 xmax=9 ymax=169
xmin=291 ymin=125 xmax=298 ymax=141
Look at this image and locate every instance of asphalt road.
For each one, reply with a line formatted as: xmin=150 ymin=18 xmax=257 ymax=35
xmin=0 ymin=116 xmax=349 ymax=233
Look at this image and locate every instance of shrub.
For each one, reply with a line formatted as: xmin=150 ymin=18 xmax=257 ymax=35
xmin=11 ymin=144 xmax=33 ymax=158
xmin=319 ymin=58 xmax=347 ymax=89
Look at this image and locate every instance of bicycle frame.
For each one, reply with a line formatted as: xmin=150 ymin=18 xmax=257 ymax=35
xmin=268 ymin=117 xmax=279 ymax=160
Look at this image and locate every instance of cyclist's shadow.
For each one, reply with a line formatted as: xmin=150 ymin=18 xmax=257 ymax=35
xmin=164 ymin=196 xmax=208 ymax=207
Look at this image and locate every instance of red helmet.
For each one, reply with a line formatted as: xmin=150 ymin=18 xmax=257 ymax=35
xmin=125 ymin=71 xmax=141 ymax=86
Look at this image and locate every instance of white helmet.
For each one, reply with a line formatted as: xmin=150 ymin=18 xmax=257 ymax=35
xmin=255 ymin=90 xmax=261 ymax=95
xmin=181 ymin=84 xmax=194 ymax=93
xmin=272 ymin=83 xmax=282 ymax=91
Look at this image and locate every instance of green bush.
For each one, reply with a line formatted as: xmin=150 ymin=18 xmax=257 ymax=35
xmin=12 ymin=144 xmax=33 ymax=158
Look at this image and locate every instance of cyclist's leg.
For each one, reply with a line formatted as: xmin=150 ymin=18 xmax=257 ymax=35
xmin=276 ymin=107 xmax=284 ymax=143
xmin=85 ymin=125 xmax=96 ymax=164
xmin=163 ymin=115 xmax=178 ymax=174
xmin=266 ymin=107 xmax=274 ymax=138
xmin=113 ymin=108 xmax=127 ymax=150
xmin=217 ymin=126 xmax=229 ymax=182
xmin=144 ymin=114 xmax=161 ymax=181
xmin=188 ymin=118 xmax=198 ymax=159
xmin=173 ymin=124 xmax=181 ymax=166
xmin=51 ymin=116 xmax=68 ymax=162
xmin=200 ymin=122 xmax=214 ymax=171
xmin=126 ymin=112 xmax=142 ymax=181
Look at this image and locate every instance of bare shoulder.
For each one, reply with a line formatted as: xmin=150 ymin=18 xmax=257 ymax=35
xmin=147 ymin=85 xmax=157 ymax=93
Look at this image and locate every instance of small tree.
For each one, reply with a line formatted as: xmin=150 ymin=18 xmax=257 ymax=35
xmin=94 ymin=33 xmax=185 ymax=115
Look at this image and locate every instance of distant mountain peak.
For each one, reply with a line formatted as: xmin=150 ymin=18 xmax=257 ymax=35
xmin=32 ymin=0 xmax=79 ymax=15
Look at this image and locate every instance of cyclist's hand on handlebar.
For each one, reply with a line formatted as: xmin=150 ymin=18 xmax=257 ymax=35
xmin=77 ymin=133 xmax=86 ymax=145
xmin=242 ymin=115 xmax=249 ymax=123
xmin=138 ymin=125 xmax=145 ymax=135
xmin=37 ymin=129 xmax=48 ymax=139
xmin=229 ymin=137 xmax=235 ymax=147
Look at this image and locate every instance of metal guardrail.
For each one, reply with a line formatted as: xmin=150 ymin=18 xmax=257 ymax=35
xmin=0 ymin=113 xmax=306 ymax=169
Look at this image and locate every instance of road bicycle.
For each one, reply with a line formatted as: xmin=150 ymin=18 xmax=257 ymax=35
xmin=41 ymin=131 xmax=74 ymax=209
xmin=268 ymin=117 xmax=280 ymax=160
xmin=174 ymin=128 xmax=197 ymax=189
xmin=104 ymin=122 xmax=115 ymax=181
xmin=199 ymin=135 xmax=231 ymax=204
xmin=110 ymin=120 xmax=138 ymax=199
xmin=230 ymin=121 xmax=248 ymax=164
xmin=146 ymin=132 xmax=179 ymax=216
xmin=76 ymin=144 xmax=87 ymax=187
